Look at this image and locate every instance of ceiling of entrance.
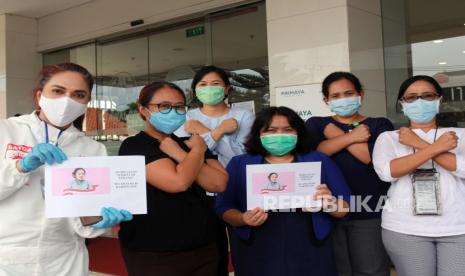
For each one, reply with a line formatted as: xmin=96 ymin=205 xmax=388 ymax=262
xmin=0 ymin=0 xmax=94 ymax=18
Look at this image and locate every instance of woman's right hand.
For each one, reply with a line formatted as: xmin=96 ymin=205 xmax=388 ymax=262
xmin=242 ymin=207 xmax=268 ymax=226
xmin=211 ymin=118 xmax=238 ymax=141
xmin=348 ymin=124 xmax=371 ymax=143
xmin=398 ymin=127 xmax=426 ymax=148
xmin=18 ymin=143 xmax=67 ymax=173
xmin=323 ymin=123 xmax=344 ymax=139
xmin=218 ymin=118 xmax=239 ymax=135
xmin=184 ymin=120 xmax=210 ymax=135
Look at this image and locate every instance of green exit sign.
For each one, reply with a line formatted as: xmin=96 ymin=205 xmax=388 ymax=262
xmin=186 ymin=26 xmax=205 ymax=38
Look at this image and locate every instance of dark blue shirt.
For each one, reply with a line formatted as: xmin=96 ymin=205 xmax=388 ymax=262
xmin=215 ymin=151 xmax=350 ymax=276
xmin=305 ymin=116 xmax=394 ymax=220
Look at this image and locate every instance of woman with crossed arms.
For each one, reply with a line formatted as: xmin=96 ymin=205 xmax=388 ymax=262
xmin=373 ymin=75 xmax=465 ymax=276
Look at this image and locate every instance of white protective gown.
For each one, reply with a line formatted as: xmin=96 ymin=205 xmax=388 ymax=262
xmin=0 ymin=112 xmax=106 ymax=276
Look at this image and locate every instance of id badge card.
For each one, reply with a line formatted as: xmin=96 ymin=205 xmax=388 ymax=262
xmin=411 ymin=168 xmax=441 ymax=215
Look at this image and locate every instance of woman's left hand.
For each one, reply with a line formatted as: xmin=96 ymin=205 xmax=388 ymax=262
xmin=160 ymin=137 xmax=187 ymax=162
xmin=313 ymin=184 xmax=336 ymax=210
xmin=90 ymin=207 xmax=133 ymax=229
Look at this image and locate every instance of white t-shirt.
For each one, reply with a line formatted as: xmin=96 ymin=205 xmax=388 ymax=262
xmin=373 ymin=128 xmax=465 ymax=237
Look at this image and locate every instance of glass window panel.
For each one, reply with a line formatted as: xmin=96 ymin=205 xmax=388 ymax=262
xmin=42 ymin=2 xmax=270 ymax=155
xmin=211 ymin=3 xmax=269 ymax=112
xmin=382 ymin=0 xmax=465 ymax=127
xmin=43 ymin=49 xmax=69 ymax=65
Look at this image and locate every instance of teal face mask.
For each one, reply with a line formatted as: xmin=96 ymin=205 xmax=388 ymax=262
xmin=401 ymin=99 xmax=440 ymax=124
xmin=328 ymin=96 xmax=361 ymax=117
xmin=260 ymin=134 xmax=298 ymax=156
xmin=196 ymin=86 xmax=225 ymax=105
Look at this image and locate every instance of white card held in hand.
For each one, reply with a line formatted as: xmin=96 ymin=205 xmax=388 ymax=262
xmin=44 ymin=156 xmax=147 ymax=218
xmin=246 ymin=162 xmax=323 ymax=210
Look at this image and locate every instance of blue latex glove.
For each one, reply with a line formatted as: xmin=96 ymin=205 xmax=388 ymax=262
xmin=91 ymin=207 xmax=133 ymax=229
xmin=19 ymin=143 xmax=67 ymax=172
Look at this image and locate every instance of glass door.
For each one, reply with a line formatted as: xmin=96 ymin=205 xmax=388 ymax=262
xmin=94 ymin=36 xmax=149 ymax=155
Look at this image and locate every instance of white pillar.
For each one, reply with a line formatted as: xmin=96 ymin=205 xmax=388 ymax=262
xmin=0 ymin=15 xmax=7 ymax=119
xmin=0 ymin=14 xmax=41 ymax=119
xmin=266 ymin=0 xmax=388 ymax=118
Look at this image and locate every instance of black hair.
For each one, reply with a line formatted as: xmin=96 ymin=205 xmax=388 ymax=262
xmin=72 ymin=168 xmax=86 ymax=176
xmin=268 ymin=172 xmax=278 ymax=180
xmin=138 ymin=81 xmax=186 ymax=120
xmin=322 ymin=71 xmax=363 ymax=97
xmin=397 ymin=75 xmax=443 ymax=101
xmin=191 ymin=65 xmax=231 ymax=95
xmin=244 ymin=106 xmax=312 ymax=156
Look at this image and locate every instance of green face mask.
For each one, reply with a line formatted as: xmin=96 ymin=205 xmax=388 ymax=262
xmin=196 ymin=86 xmax=225 ymax=105
xmin=260 ymin=134 xmax=298 ymax=156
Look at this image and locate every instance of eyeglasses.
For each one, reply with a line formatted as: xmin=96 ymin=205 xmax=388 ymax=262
xmin=401 ymin=92 xmax=440 ymax=103
xmin=147 ymin=102 xmax=187 ymax=115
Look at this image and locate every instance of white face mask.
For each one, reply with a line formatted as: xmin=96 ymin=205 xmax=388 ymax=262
xmin=39 ymin=95 xmax=87 ymax=127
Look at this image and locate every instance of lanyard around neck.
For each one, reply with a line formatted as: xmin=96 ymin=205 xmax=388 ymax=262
xmin=44 ymin=122 xmax=64 ymax=147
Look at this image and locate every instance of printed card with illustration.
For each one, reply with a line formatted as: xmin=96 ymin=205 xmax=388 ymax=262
xmin=246 ymin=162 xmax=322 ymax=210
xmin=44 ymin=156 xmax=147 ymax=218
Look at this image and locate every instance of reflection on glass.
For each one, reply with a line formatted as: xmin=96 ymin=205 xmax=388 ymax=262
xmin=211 ymin=3 xmax=269 ymax=112
xmin=149 ymin=19 xmax=207 ymax=106
xmin=94 ymin=37 xmax=149 ymax=155
xmin=412 ymin=36 xmax=465 ymax=126
xmin=43 ymin=43 xmax=96 ymax=75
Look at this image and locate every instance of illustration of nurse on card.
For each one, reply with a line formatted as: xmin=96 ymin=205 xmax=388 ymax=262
xmin=69 ymin=168 xmax=92 ymax=190
xmin=51 ymin=167 xmax=111 ymax=196
xmin=266 ymin=172 xmax=282 ymax=190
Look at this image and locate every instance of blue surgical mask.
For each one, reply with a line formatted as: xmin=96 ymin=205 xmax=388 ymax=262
xmin=401 ymin=99 xmax=440 ymax=124
xmin=328 ymin=96 xmax=361 ymax=117
xmin=149 ymin=109 xmax=186 ymax=134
